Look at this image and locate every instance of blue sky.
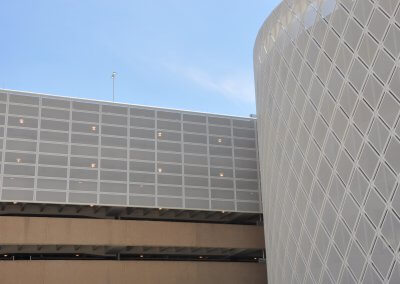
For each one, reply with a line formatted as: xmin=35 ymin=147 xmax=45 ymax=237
xmin=1 ymin=1 xmax=280 ymax=116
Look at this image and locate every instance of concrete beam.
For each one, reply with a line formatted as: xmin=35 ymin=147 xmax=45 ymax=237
xmin=0 ymin=216 xmax=265 ymax=249
xmin=0 ymin=260 xmax=267 ymax=284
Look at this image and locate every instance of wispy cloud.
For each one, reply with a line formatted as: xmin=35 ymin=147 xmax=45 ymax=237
xmin=164 ymin=62 xmax=255 ymax=104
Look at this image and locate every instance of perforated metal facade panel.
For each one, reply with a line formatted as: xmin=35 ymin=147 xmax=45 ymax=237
xmin=255 ymin=0 xmax=400 ymax=283
xmin=0 ymin=90 xmax=261 ymax=213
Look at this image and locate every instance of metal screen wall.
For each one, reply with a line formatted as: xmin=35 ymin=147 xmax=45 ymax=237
xmin=0 ymin=90 xmax=261 ymax=213
xmin=255 ymin=0 xmax=400 ymax=283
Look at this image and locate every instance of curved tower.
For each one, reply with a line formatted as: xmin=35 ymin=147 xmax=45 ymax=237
xmin=254 ymin=0 xmax=400 ymax=283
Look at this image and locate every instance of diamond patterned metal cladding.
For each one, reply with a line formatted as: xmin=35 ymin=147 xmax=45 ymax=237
xmin=254 ymin=0 xmax=400 ymax=283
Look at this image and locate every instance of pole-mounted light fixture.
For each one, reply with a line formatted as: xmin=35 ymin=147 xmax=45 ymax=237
xmin=111 ymin=72 xmax=117 ymax=102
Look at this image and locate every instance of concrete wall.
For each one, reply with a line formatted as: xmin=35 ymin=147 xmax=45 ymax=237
xmin=0 ymin=260 xmax=267 ymax=284
xmin=0 ymin=216 xmax=265 ymax=249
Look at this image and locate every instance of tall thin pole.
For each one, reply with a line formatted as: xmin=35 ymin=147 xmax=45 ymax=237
xmin=111 ymin=72 xmax=117 ymax=102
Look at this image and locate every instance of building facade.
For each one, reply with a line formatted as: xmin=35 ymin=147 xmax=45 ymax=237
xmin=0 ymin=89 xmax=266 ymax=284
xmin=254 ymin=0 xmax=400 ymax=283
xmin=0 ymin=89 xmax=261 ymax=212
